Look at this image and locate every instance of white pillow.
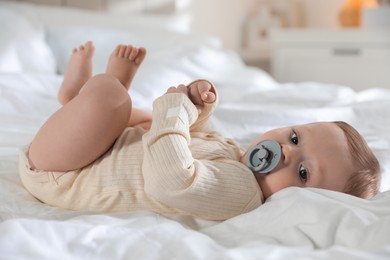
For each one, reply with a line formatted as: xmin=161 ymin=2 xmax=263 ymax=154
xmin=0 ymin=8 xmax=57 ymax=74
xmin=46 ymin=25 xmax=216 ymax=75
xmin=0 ymin=1 xmax=190 ymax=33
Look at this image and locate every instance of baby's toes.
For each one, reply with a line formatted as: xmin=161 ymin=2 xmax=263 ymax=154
xmin=135 ymin=48 xmax=147 ymax=65
xmin=129 ymin=47 xmax=139 ymax=61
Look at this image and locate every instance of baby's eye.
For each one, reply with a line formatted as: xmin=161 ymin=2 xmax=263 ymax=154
xmin=291 ymin=130 xmax=299 ymax=145
xmin=299 ymin=165 xmax=308 ymax=183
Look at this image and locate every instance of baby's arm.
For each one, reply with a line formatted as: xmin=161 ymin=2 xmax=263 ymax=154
xmin=141 ymin=89 xmax=262 ymax=220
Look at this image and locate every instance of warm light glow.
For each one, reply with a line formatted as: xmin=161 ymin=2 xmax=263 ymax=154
xmin=363 ymin=0 xmax=379 ymax=8
xmin=339 ymin=0 xmax=363 ymax=27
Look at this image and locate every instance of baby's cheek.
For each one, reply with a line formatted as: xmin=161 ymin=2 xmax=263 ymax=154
xmin=266 ymin=170 xmax=301 ymax=191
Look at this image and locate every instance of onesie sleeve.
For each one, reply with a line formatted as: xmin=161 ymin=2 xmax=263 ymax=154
xmin=142 ymin=93 xmax=263 ymax=220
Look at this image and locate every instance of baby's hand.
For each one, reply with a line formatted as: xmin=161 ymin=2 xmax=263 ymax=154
xmin=165 ymin=84 xmax=189 ymax=96
xmin=187 ymin=80 xmax=216 ymax=113
xmin=165 ymin=80 xmax=216 ymax=113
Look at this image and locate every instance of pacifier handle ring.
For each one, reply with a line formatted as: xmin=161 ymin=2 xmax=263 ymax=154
xmin=246 ymin=139 xmax=282 ymax=175
xmin=252 ymin=159 xmax=267 ymax=172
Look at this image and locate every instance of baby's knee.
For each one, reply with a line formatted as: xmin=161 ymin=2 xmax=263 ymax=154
xmin=88 ymin=74 xmax=122 ymax=90
xmin=82 ymin=74 xmax=131 ymax=109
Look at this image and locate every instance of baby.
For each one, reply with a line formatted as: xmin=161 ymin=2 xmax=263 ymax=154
xmin=19 ymin=42 xmax=380 ymax=221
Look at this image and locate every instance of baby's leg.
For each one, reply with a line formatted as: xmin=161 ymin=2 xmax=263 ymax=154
xmin=58 ymin=41 xmax=94 ymax=105
xmin=106 ymin=45 xmax=152 ymax=129
xmin=28 ymin=44 xmax=147 ymax=172
xmin=106 ymin=44 xmax=146 ymax=90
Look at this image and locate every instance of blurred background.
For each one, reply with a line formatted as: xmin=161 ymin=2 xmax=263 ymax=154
xmin=8 ymin=0 xmax=390 ymax=89
xmin=112 ymin=0 xmax=390 ymax=89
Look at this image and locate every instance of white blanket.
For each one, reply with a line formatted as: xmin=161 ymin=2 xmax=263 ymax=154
xmin=0 ymin=2 xmax=390 ymax=259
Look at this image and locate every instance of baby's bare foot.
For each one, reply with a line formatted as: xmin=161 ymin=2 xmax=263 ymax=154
xmin=58 ymin=41 xmax=94 ymax=105
xmin=106 ymin=44 xmax=146 ymax=90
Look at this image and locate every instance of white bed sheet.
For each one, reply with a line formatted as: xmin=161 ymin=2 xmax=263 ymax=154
xmin=1 ymin=2 xmax=390 ymax=259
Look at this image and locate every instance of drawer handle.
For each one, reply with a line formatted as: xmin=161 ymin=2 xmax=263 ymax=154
xmin=333 ymin=48 xmax=361 ymax=56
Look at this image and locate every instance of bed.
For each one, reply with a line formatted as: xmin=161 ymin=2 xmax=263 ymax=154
xmin=1 ymin=1 xmax=390 ymax=259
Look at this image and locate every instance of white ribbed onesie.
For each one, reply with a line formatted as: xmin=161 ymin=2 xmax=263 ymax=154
xmin=19 ymin=87 xmax=263 ymax=220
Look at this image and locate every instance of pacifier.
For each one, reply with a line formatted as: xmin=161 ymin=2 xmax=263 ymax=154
xmin=245 ymin=139 xmax=282 ymax=174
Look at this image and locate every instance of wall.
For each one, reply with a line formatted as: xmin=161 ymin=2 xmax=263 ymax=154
xmin=301 ymin=0 xmax=344 ymax=27
xmin=181 ymin=0 xmax=345 ymax=51
xmin=180 ymin=0 xmax=258 ymax=50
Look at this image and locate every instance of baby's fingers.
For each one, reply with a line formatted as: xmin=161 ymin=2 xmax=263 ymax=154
xmin=201 ymin=91 xmax=216 ymax=104
xmin=165 ymin=84 xmax=188 ymax=95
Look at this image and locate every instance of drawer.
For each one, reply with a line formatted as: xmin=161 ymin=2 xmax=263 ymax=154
xmin=272 ymin=46 xmax=390 ymax=90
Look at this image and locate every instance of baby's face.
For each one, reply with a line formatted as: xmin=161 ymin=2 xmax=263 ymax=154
xmin=241 ymin=122 xmax=355 ymax=199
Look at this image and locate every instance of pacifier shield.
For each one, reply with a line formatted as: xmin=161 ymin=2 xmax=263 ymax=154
xmin=246 ymin=139 xmax=282 ymax=174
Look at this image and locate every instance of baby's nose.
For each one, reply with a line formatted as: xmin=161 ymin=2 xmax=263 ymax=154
xmin=281 ymin=144 xmax=295 ymax=165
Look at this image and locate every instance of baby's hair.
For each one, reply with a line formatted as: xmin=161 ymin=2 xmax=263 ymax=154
xmin=333 ymin=121 xmax=381 ymax=199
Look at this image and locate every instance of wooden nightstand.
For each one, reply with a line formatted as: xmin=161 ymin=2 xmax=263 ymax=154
xmin=270 ymin=29 xmax=390 ymax=90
